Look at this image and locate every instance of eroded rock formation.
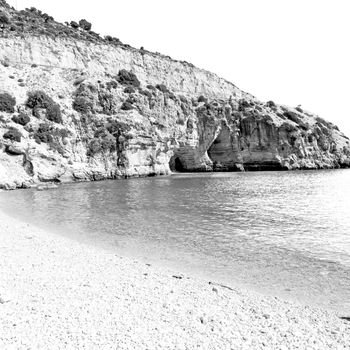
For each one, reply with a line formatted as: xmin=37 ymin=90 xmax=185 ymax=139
xmin=0 ymin=1 xmax=349 ymax=189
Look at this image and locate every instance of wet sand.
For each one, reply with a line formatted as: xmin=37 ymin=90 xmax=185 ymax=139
xmin=0 ymin=209 xmax=349 ymax=349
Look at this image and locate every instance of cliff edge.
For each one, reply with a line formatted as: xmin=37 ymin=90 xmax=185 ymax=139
xmin=0 ymin=1 xmax=349 ymax=189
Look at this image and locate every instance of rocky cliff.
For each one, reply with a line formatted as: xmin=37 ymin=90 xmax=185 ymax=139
xmin=0 ymin=1 xmax=349 ymax=189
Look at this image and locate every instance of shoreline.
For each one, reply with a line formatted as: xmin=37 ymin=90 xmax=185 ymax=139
xmin=1 ymin=167 xmax=350 ymax=191
xmin=0 ymin=210 xmax=349 ymax=349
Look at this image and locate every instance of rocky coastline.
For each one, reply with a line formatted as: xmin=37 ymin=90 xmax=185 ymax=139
xmin=0 ymin=1 xmax=349 ymax=189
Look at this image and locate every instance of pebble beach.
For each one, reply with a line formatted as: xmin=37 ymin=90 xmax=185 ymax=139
xmin=0 ymin=209 xmax=349 ymax=349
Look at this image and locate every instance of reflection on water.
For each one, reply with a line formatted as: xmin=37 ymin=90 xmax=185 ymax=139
xmin=1 ymin=170 xmax=350 ymax=314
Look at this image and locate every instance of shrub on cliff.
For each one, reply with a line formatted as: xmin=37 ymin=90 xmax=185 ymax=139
xmin=238 ymin=99 xmax=250 ymax=111
xmin=139 ymin=89 xmax=152 ymax=99
xmin=283 ymin=111 xmax=301 ymax=124
xmin=179 ymin=95 xmax=187 ymax=103
xmin=0 ymin=11 xmax=9 ymax=24
xmin=33 ymin=123 xmax=53 ymax=144
xmin=104 ymin=36 xmax=122 ymax=45
xmin=116 ymin=70 xmax=140 ymax=88
xmin=70 ymin=21 xmax=79 ymax=29
xmin=0 ymin=93 xmax=16 ymax=113
xmin=121 ymin=101 xmax=134 ymax=111
xmin=106 ymin=80 xmax=118 ymax=90
xmin=124 ymin=86 xmax=135 ymax=94
xmin=12 ymin=113 xmax=30 ymax=126
xmin=46 ymin=103 xmax=62 ymax=123
xmin=26 ymin=91 xmax=62 ymax=123
xmin=98 ymin=92 xmax=115 ymax=115
xmin=156 ymin=84 xmax=169 ymax=93
xmin=79 ymin=19 xmax=92 ymax=31
xmin=73 ymin=96 xmax=94 ymax=114
xmin=168 ymin=92 xmax=177 ymax=101
xmin=197 ymin=95 xmax=207 ymax=103
xmin=33 ymin=123 xmax=69 ymax=155
xmin=26 ymin=90 xmax=54 ymax=109
xmin=266 ymin=100 xmax=276 ymax=108
xmin=87 ymin=133 xmax=116 ymax=156
xmin=3 ymin=128 xmax=21 ymax=142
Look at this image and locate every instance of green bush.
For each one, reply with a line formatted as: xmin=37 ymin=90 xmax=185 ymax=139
xmin=34 ymin=123 xmax=53 ymax=144
xmin=105 ymin=36 xmax=122 ymax=45
xmin=197 ymin=95 xmax=207 ymax=103
xmin=283 ymin=111 xmax=301 ymax=124
xmin=179 ymin=95 xmax=187 ymax=103
xmin=87 ymin=133 xmax=116 ymax=156
xmin=33 ymin=123 xmax=69 ymax=155
xmin=0 ymin=93 xmax=16 ymax=113
xmin=70 ymin=21 xmax=79 ymax=29
xmin=124 ymin=86 xmax=135 ymax=94
xmin=98 ymin=92 xmax=115 ymax=115
xmin=79 ymin=19 xmax=92 ymax=31
xmin=116 ymin=69 xmax=140 ymax=88
xmin=266 ymin=100 xmax=276 ymax=108
xmin=12 ymin=113 xmax=30 ymax=126
xmin=46 ymin=103 xmax=62 ymax=123
xmin=3 ymin=128 xmax=21 ymax=142
xmin=26 ymin=90 xmax=62 ymax=123
xmin=0 ymin=11 xmax=9 ymax=24
xmin=72 ymin=96 xmax=94 ymax=114
xmin=238 ymin=99 xmax=250 ymax=110
xmin=121 ymin=101 xmax=134 ymax=111
xmin=26 ymin=90 xmax=54 ymax=109
xmin=168 ymin=92 xmax=177 ymax=101
xmin=106 ymin=80 xmax=118 ymax=90
xmin=156 ymin=84 xmax=169 ymax=93
xmin=139 ymin=89 xmax=152 ymax=99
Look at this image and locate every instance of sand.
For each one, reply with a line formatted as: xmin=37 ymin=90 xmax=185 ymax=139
xmin=0 ymin=209 xmax=349 ymax=349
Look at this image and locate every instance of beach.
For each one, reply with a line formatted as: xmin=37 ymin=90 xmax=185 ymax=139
xmin=0 ymin=209 xmax=349 ymax=349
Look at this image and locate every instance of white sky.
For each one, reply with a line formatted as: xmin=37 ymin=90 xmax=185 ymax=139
xmin=6 ymin=0 xmax=350 ymax=136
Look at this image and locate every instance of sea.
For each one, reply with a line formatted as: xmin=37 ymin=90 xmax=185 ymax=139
xmin=1 ymin=169 xmax=350 ymax=315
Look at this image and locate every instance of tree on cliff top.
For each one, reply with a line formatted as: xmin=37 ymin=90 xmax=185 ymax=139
xmin=79 ymin=19 xmax=92 ymax=31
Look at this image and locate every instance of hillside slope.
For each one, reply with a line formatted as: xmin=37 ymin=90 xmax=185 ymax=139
xmin=0 ymin=1 xmax=349 ymax=189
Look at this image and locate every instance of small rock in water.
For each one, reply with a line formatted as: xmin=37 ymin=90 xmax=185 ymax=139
xmin=37 ymin=183 xmax=59 ymax=191
xmin=212 ymin=287 xmax=218 ymax=293
xmin=172 ymin=275 xmax=183 ymax=279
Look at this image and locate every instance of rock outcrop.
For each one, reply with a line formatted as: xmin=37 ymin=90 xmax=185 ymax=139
xmin=0 ymin=1 xmax=349 ymax=189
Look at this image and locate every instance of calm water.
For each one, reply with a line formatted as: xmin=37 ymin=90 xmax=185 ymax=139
xmin=1 ymin=170 xmax=350 ymax=315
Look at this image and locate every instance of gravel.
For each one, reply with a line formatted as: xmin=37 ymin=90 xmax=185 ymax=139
xmin=0 ymin=210 xmax=349 ymax=349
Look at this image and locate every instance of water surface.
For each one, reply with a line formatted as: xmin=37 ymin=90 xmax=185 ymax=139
xmin=1 ymin=170 xmax=350 ymax=315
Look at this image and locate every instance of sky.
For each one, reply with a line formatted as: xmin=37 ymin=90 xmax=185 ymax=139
xmin=6 ymin=0 xmax=350 ymax=136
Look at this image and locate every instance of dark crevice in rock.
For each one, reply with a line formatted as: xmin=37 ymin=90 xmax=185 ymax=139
xmin=243 ymin=162 xmax=288 ymax=171
xmin=169 ymin=155 xmax=185 ymax=172
xmin=22 ymin=155 xmax=34 ymax=176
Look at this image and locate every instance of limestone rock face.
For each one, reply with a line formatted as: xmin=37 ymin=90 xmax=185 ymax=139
xmin=0 ymin=3 xmax=349 ymax=189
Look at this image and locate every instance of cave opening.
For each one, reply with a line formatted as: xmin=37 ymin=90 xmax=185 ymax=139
xmin=169 ymin=155 xmax=185 ymax=172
